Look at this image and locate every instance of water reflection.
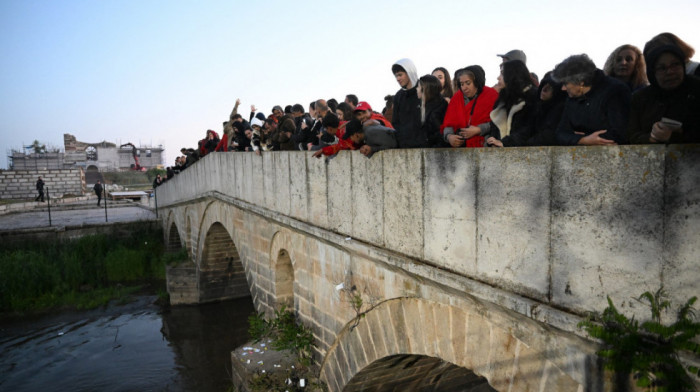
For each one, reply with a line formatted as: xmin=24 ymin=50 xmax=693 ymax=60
xmin=0 ymin=296 xmax=255 ymax=392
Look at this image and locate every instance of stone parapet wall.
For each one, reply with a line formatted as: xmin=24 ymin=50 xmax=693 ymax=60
xmin=156 ymin=145 xmax=699 ymax=321
xmin=0 ymin=169 xmax=85 ymax=200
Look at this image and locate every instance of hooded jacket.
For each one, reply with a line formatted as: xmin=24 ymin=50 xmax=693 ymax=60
xmin=391 ymin=58 xmax=423 ymax=148
xmin=527 ymin=73 xmax=566 ymax=146
xmin=627 ymin=45 xmax=700 ymax=144
xmin=199 ymin=130 xmax=220 ymax=156
xmin=441 ymin=66 xmax=498 ymax=148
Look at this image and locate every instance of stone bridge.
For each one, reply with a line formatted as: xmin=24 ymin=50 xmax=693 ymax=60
xmin=156 ymin=145 xmax=699 ymax=391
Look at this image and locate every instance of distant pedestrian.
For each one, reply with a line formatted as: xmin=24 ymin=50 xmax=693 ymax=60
xmin=94 ymin=180 xmax=103 ymax=206
xmin=35 ymin=177 xmax=45 ymax=202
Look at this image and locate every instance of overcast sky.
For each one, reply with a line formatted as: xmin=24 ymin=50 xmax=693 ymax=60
xmin=1 ymin=0 xmax=698 ymax=169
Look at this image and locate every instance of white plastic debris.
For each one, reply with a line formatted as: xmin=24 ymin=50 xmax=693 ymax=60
xmin=58 ymin=332 xmax=64 ymax=336
xmin=262 ymin=370 xmax=266 ymax=373
xmin=286 ymin=379 xmax=292 ymax=385
xmin=345 ymin=237 xmax=351 ymax=241
xmin=257 ymin=361 xmax=263 ymax=365
xmin=246 ymin=359 xmax=250 ymax=364
xmin=335 ymin=282 xmax=344 ymax=291
xmin=243 ymin=346 xmax=253 ymax=350
xmin=300 ymin=379 xmax=306 ymax=387
xmin=260 ymin=343 xmax=266 ymax=347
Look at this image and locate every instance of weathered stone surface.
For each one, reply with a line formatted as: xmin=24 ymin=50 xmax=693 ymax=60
xmin=327 ymin=151 xmax=352 ymax=235
xmin=351 ymin=151 xmax=384 ymax=246
xmin=662 ymin=145 xmax=700 ymax=313
xmin=306 ymin=153 xmax=328 ymax=229
xmin=289 ymin=152 xmax=308 ymax=221
xmin=383 ymin=149 xmax=423 ymax=258
xmin=551 ymin=146 xmax=665 ymax=317
xmin=476 ymin=147 xmax=551 ymax=301
xmin=423 ymin=149 xmax=478 ymax=276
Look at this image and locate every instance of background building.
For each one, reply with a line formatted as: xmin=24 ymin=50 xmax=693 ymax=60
xmin=7 ymin=134 xmax=164 ymax=172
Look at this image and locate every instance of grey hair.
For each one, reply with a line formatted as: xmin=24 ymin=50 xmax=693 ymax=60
xmin=552 ymin=54 xmax=597 ymax=86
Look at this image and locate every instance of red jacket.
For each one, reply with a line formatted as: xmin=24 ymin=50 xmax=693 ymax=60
xmin=371 ymin=113 xmax=394 ymax=129
xmin=441 ymin=87 xmax=498 ymax=147
xmin=320 ymin=138 xmax=356 ymax=156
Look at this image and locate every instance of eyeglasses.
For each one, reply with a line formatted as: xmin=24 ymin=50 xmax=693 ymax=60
xmin=655 ymin=62 xmax=683 ymax=74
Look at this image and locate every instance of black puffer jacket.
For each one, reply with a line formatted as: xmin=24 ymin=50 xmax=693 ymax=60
xmin=392 ymin=87 xmax=423 ymax=148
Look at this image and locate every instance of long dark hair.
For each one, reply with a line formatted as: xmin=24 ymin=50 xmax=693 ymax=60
xmin=497 ymin=60 xmax=533 ymax=110
xmin=336 ymin=102 xmax=354 ymax=121
xmin=419 ymin=74 xmax=442 ymax=123
xmin=432 ymin=67 xmax=454 ymax=99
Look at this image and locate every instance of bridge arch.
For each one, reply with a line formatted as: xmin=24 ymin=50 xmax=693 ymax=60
xmin=166 ymin=220 xmax=183 ymax=251
xmin=343 ymin=354 xmax=494 ymax=391
xmin=320 ymin=297 xmax=585 ymax=392
xmin=196 ymin=200 xmax=250 ymax=303
xmin=269 ymin=230 xmax=296 ymax=311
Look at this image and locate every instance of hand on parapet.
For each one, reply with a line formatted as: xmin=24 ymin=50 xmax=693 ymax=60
xmin=577 ymin=130 xmax=617 ymax=146
xmin=312 ymin=150 xmax=323 ymax=158
xmin=486 ymin=137 xmax=503 ymax=147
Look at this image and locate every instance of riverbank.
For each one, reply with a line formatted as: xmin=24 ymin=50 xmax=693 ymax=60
xmin=0 ymin=226 xmax=180 ymax=320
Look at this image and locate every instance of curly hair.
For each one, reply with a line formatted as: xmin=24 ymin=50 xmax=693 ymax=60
xmin=552 ymin=54 xmax=597 ymax=86
xmin=603 ymin=44 xmax=648 ymax=89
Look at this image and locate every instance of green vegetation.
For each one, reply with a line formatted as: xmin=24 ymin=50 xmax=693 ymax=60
xmin=248 ymin=305 xmax=315 ymax=366
xmin=101 ymin=171 xmax=151 ymax=187
xmin=579 ymin=287 xmax=700 ymax=391
xmin=145 ymin=167 xmax=166 ymax=183
xmin=0 ymin=227 xmax=185 ymax=317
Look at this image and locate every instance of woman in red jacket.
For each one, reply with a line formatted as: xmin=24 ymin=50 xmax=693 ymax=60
xmin=441 ymin=65 xmax=499 ymax=147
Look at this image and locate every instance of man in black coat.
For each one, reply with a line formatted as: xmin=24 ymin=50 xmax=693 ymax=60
xmin=35 ymin=177 xmax=45 ymax=202
xmin=94 ymin=180 xmax=103 ymax=206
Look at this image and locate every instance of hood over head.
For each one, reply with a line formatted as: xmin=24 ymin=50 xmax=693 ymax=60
xmin=392 ymin=58 xmax=419 ymax=90
xmin=645 ymin=44 xmax=685 ymax=88
xmin=464 ymin=65 xmax=486 ymax=94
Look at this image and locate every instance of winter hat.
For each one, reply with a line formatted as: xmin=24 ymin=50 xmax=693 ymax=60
xmin=272 ymin=105 xmax=283 ymax=114
xmin=251 ymin=117 xmax=264 ymax=129
xmin=645 ymin=44 xmax=685 ymax=88
xmin=255 ymin=112 xmax=266 ymax=121
xmin=464 ymin=65 xmax=487 ymax=94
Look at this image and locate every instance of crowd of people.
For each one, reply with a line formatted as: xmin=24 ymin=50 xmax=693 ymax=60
xmin=161 ymin=31 xmax=699 ymax=183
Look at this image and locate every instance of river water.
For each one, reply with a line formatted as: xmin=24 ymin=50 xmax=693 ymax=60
xmin=0 ymin=296 xmax=255 ymax=392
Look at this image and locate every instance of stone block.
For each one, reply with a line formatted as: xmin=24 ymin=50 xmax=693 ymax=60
xmin=465 ymin=313 xmax=491 ymax=379
xmin=450 ymin=307 xmax=468 ymax=367
xmin=423 ymin=149 xmax=479 ymax=277
xmin=262 ymin=153 xmax=276 ymax=210
xmin=662 ymin=145 xmax=700 ymax=311
xmin=289 ymin=152 xmax=308 ymax=221
xmin=551 ymin=146 xmax=665 ymax=317
xmin=487 ymin=326 xmax=518 ymax=391
xmin=273 ymin=152 xmax=291 ymax=216
xmin=306 ymin=153 xmax=328 ymax=229
xmin=327 ymin=151 xmax=352 ymax=235
xmin=351 ymin=151 xmax=384 ymax=246
xmin=509 ymin=342 xmax=546 ymax=392
xmin=383 ymin=149 xmax=423 ymax=258
xmin=476 ymin=147 xmax=551 ymax=301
